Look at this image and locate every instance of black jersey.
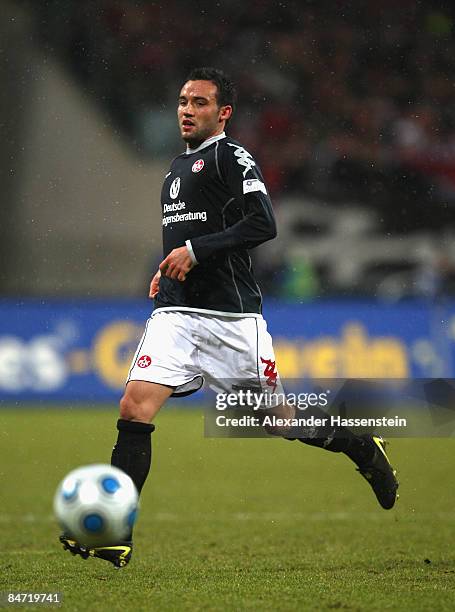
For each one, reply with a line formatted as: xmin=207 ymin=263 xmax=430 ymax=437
xmin=154 ymin=133 xmax=277 ymax=316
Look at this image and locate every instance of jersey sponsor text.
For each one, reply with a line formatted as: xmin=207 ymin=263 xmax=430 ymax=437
xmin=162 ymin=210 xmax=207 ymax=227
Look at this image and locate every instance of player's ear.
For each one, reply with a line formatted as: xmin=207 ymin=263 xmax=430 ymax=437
xmin=219 ymin=105 xmax=232 ymax=123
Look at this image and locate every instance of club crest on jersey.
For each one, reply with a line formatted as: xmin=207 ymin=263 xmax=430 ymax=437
xmin=169 ymin=177 xmax=181 ymax=199
xmin=192 ymin=159 xmax=204 ymax=173
xmin=137 ymin=355 xmax=152 ymax=368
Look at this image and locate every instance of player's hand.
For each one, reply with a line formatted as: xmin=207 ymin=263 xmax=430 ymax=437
xmin=159 ymin=246 xmax=194 ymax=282
xmin=149 ymin=269 xmax=161 ymax=298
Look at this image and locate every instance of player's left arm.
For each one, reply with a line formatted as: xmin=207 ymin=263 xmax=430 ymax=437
xmin=186 ymin=144 xmax=277 ymax=264
xmin=159 ymin=144 xmax=276 ymax=278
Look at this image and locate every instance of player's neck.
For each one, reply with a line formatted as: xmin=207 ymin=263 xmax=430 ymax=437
xmin=185 ymin=132 xmax=226 ymax=154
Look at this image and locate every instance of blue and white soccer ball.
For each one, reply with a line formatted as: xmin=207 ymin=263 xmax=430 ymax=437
xmin=54 ymin=464 xmax=139 ymax=547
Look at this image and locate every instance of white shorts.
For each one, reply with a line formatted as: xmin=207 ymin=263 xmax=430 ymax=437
xmin=127 ymin=311 xmax=282 ymax=398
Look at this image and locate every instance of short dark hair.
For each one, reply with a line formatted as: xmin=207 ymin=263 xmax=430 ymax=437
xmin=185 ymin=67 xmax=237 ymax=113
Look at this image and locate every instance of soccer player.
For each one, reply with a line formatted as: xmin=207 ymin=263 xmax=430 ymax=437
xmin=60 ymin=67 xmax=398 ymax=567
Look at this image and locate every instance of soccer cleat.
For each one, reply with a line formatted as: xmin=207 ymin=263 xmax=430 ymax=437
xmin=59 ymin=534 xmax=132 ymax=568
xmin=356 ymin=434 xmax=399 ymax=510
xmin=59 ymin=534 xmax=90 ymax=560
xmin=88 ymin=543 xmax=133 ymax=568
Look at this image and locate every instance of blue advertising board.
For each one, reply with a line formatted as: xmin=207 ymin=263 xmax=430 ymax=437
xmin=0 ymin=299 xmax=453 ymax=402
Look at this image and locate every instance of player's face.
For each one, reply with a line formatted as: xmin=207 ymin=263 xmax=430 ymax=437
xmin=178 ymin=80 xmax=232 ymax=147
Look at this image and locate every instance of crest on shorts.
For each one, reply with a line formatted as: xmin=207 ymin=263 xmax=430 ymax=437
xmin=137 ymin=355 xmax=152 ymax=368
xmin=192 ymin=159 xmax=204 ymax=173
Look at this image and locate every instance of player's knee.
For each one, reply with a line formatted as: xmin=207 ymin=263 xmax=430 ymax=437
xmin=119 ymin=393 xmax=140 ymax=421
xmin=262 ymin=403 xmax=295 ymax=437
xmin=119 ymin=381 xmax=169 ymax=422
xmin=119 ymin=390 xmax=160 ymax=423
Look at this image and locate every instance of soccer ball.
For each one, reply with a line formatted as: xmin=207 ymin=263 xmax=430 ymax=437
xmin=54 ymin=464 xmax=139 ymax=547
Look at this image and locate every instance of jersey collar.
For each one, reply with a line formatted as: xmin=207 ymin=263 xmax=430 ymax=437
xmin=185 ymin=132 xmax=226 ymax=155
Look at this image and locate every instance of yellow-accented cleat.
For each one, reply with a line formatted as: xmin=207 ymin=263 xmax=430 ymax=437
xmin=59 ymin=534 xmax=132 ymax=568
xmin=89 ymin=543 xmax=133 ymax=568
xmin=356 ymin=435 xmax=399 ymax=510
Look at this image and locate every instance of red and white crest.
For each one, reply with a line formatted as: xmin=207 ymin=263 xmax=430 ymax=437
xmin=192 ymin=159 xmax=204 ymax=173
xmin=260 ymin=357 xmax=278 ymax=392
xmin=137 ymin=355 xmax=152 ymax=368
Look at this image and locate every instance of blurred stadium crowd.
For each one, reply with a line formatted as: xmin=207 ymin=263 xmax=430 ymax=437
xmin=25 ymin=0 xmax=455 ymax=297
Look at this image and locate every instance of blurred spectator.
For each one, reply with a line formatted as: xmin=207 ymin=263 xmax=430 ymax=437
xmin=29 ymin=0 xmax=455 ymax=209
xmin=23 ymin=0 xmax=455 ymax=297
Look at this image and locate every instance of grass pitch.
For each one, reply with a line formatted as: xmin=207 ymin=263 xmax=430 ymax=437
xmin=1 ymin=407 xmax=455 ymax=611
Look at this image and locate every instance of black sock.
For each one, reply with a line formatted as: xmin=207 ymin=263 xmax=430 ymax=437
xmin=111 ymin=419 xmax=155 ymax=494
xmin=299 ymin=431 xmax=374 ymax=466
xmin=287 ymin=405 xmax=374 ymax=466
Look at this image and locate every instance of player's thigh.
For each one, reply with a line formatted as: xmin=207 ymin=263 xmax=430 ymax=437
xmin=120 ymin=380 xmax=174 ymax=423
xmin=203 ymin=316 xmax=282 ymax=393
xmin=127 ymin=312 xmax=201 ymax=392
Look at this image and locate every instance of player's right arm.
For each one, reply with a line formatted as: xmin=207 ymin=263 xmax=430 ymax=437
xmin=149 ymin=269 xmax=161 ymax=298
